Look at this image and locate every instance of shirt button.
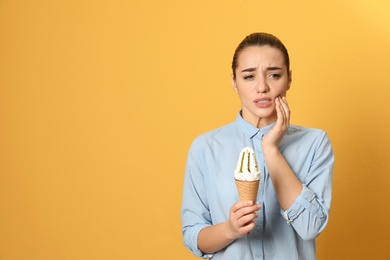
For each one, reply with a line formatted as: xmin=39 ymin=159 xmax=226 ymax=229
xmin=255 ymin=252 xmax=262 ymax=258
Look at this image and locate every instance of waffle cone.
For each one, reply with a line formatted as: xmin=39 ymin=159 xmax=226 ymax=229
xmin=235 ymin=179 xmax=260 ymax=203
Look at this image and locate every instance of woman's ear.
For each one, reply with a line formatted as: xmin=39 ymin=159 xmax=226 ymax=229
xmin=232 ymin=74 xmax=238 ymax=93
xmin=287 ymin=70 xmax=292 ymax=90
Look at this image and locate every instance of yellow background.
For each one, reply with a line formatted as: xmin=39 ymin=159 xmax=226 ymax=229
xmin=1 ymin=0 xmax=390 ymax=259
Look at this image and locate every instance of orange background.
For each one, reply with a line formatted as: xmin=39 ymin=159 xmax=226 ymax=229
xmin=1 ymin=1 xmax=390 ymax=259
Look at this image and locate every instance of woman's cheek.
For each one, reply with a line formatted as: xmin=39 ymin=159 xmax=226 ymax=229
xmin=279 ymin=89 xmax=288 ymax=97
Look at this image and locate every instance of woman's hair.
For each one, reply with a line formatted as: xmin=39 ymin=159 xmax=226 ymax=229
xmin=232 ymin=32 xmax=290 ymax=78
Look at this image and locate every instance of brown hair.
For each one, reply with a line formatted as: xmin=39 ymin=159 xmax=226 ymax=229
xmin=232 ymin=32 xmax=290 ymax=78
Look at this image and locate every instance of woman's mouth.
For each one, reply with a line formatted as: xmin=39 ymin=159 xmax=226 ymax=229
xmin=254 ymin=98 xmax=272 ymax=108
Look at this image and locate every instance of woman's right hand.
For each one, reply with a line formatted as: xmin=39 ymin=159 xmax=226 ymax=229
xmin=197 ymin=201 xmax=261 ymax=253
xmin=226 ymin=200 xmax=261 ymax=239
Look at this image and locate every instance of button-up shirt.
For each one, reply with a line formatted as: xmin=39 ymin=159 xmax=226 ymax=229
xmin=181 ymin=113 xmax=334 ymax=259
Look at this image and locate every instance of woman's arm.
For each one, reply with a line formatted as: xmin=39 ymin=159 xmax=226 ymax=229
xmin=262 ymin=96 xmax=302 ymax=210
xmin=182 ymin=138 xmax=260 ymax=256
xmin=262 ymin=146 xmax=303 ymax=210
xmin=198 ymin=201 xmax=260 ymax=254
xmin=262 ymin=97 xmax=334 ymax=240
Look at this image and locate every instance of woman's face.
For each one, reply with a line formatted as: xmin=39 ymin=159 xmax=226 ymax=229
xmin=232 ymin=45 xmax=292 ymax=128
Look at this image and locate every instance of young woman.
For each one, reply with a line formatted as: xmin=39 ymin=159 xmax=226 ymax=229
xmin=181 ymin=32 xmax=334 ymax=259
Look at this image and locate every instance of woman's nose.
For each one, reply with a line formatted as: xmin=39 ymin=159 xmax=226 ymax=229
xmin=256 ymin=77 xmax=269 ymax=93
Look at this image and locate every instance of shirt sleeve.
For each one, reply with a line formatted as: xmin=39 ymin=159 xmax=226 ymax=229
xmin=181 ymin=137 xmax=213 ymax=258
xmin=281 ymin=131 xmax=334 ymax=241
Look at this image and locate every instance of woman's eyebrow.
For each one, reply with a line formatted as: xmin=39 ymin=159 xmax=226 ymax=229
xmin=241 ymin=67 xmax=257 ymax=73
xmin=267 ymin=66 xmax=283 ymax=71
xmin=241 ymin=66 xmax=283 ymax=73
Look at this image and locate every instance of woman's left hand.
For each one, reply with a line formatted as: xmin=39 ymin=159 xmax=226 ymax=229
xmin=262 ymin=96 xmax=290 ymax=149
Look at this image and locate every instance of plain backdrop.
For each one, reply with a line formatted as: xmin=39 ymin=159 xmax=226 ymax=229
xmin=1 ymin=0 xmax=390 ymax=259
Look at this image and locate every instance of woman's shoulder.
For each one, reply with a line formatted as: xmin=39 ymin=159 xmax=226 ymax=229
xmin=193 ymin=122 xmax=236 ymax=143
xmin=289 ymin=124 xmax=328 ymax=133
xmin=287 ymin=124 xmax=331 ymax=143
xmin=185 ymin=122 xmax=237 ymax=159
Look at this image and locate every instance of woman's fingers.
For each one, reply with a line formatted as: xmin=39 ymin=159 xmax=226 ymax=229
xmin=280 ymin=96 xmax=290 ymax=122
xmin=229 ymin=201 xmax=261 ymax=237
xmin=262 ymin=96 xmax=291 ymax=149
xmin=236 ymin=211 xmax=258 ymax=227
xmin=231 ymin=200 xmax=253 ymax=212
xmin=275 ymin=96 xmax=290 ymax=128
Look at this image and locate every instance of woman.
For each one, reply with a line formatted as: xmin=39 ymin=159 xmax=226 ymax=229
xmin=181 ymin=32 xmax=334 ymax=259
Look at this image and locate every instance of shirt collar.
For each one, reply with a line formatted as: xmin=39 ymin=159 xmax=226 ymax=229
xmin=235 ymin=111 xmax=276 ymax=139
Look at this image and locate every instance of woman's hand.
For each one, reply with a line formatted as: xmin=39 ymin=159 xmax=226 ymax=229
xmin=226 ymin=200 xmax=261 ymax=239
xmin=262 ymin=96 xmax=290 ymax=149
xmin=197 ymin=201 xmax=260 ymax=253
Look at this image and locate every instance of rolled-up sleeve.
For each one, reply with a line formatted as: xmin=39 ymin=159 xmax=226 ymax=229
xmin=281 ymin=132 xmax=334 ymax=240
xmin=181 ymin=138 xmax=212 ymax=258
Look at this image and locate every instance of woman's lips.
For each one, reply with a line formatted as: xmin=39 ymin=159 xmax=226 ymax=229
xmin=254 ymin=98 xmax=272 ymax=108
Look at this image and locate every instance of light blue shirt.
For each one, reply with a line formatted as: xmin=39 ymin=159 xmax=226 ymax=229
xmin=181 ymin=113 xmax=334 ymax=260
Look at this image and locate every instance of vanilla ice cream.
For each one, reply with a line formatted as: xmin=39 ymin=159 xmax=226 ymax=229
xmin=234 ymin=147 xmax=260 ymax=181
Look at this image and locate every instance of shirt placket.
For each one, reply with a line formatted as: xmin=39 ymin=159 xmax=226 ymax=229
xmin=251 ymin=132 xmax=265 ymax=260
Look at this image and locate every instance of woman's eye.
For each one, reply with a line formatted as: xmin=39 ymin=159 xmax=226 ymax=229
xmin=269 ymin=74 xmax=280 ymax=79
xmin=243 ymin=75 xmax=254 ymax=80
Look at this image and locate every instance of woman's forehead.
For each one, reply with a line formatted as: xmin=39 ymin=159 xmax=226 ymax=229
xmin=237 ymin=46 xmax=286 ymax=69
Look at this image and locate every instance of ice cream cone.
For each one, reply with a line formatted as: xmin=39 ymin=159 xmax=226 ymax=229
xmin=234 ymin=147 xmax=261 ymax=236
xmin=235 ymin=179 xmax=260 ymax=203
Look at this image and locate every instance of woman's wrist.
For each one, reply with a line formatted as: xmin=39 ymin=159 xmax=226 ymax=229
xmin=198 ymin=222 xmax=236 ymax=254
xmin=225 ymin=220 xmax=239 ymax=241
xmin=261 ymin=143 xmax=280 ymax=156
